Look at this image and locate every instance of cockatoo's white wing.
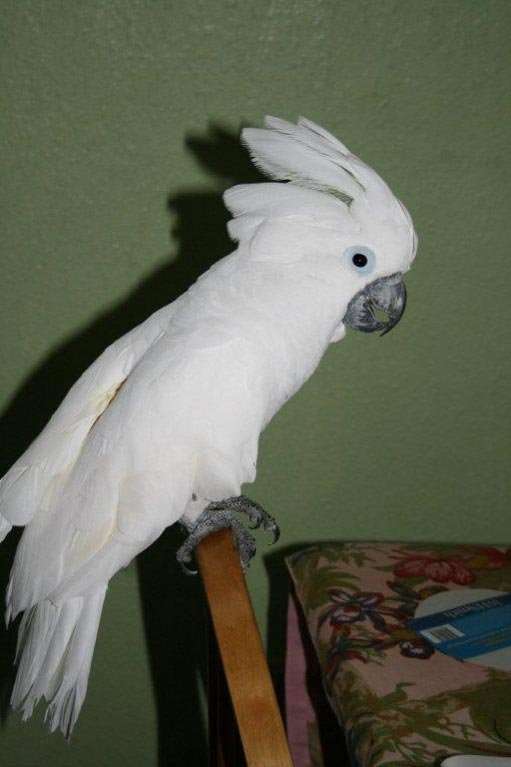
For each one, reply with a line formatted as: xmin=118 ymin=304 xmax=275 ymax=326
xmin=6 ymin=324 xmax=199 ymax=618
xmin=1 ymin=301 xmax=185 ymax=735
xmin=0 ymin=301 xmax=178 ymax=542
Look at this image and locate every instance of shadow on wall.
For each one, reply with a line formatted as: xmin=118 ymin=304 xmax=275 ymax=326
xmin=0 ymin=123 xmax=262 ymax=765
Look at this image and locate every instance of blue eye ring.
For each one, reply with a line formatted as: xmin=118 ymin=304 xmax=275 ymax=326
xmin=344 ymin=245 xmax=376 ymax=276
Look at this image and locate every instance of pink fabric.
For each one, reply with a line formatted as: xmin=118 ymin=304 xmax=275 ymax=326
xmin=285 ymin=595 xmax=315 ymax=767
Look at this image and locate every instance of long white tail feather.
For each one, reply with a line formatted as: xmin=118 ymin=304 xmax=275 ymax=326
xmin=11 ymin=587 xmax=106 ymax=737
xmin=11 ymin=601 xmax=61 ymax=707
xmin=45 ymin=588 xmax=106 ymax=737
xmin=29 ymin=600 xmax=82 ymax=701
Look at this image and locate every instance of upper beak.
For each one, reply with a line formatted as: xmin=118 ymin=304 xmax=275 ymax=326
xmin=343 ymin=272 xmax=407 ymax=336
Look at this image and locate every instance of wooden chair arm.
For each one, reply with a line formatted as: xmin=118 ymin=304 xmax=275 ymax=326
xmin=197 ymin=529 xmax=294 ymax=767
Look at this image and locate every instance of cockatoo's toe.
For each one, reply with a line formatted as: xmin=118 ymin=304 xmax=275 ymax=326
xmin=175 ymin=545 xmax=198 ymax=576
xmin=206 ymin=495 xmax=280 ymax=543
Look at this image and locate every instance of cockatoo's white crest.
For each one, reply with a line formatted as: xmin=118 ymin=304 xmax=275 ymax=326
xmin=0 ymin=116 xmax=417 ymax=737
xmin=224 ymin=116 xmax=417 ymax=275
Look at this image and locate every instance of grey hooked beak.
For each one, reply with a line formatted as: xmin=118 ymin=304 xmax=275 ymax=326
xmin=343 ymin=273 xmax=407 ymax=336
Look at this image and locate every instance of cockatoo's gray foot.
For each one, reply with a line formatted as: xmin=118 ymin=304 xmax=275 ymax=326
xmin=177 ymin=495 xmax=280 ymax=575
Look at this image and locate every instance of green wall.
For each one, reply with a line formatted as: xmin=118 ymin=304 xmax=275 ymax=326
xmin=1 ymin=1 xmax=510 ymax=764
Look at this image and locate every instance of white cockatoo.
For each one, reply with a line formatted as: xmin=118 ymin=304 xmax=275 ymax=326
xmin=0 ymin=117 xmax=417 ymax=736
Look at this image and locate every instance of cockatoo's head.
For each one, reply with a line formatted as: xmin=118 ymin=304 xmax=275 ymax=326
xmin=224 ymin=116 xmax=417 ymax=336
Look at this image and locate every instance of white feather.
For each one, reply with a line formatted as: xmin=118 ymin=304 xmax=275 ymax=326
xmin=242 ymin=124 xmax=364 ymax=199
xmin=223 ymin=182 xmax=355 ymax=244
xmin=0 ymin=301 xmax=178 ymax=534
xmin=242 ymin=116 xmax=403 ymax=225
xmin=11 ymin=588 xmax=106 ymax=738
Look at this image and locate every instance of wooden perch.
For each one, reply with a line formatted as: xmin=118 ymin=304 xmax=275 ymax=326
xmin=197 ymin=528 xmax=294 ymax=767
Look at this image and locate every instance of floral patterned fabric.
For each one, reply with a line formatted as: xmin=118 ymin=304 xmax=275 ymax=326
xmin=285 ymin=542 xmax=511 ymax=767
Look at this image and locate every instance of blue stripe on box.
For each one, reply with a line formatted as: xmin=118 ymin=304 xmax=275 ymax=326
xmin=408 ymin=593 xmax=511 ymax=660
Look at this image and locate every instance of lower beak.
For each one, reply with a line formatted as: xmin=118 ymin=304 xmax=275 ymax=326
xmin=343 ymin=272 xmax=407 ymax=336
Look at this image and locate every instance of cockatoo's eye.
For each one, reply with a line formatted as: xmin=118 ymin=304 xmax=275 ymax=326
xmin=344 ymin=246 xmax=376 ymax=276
xmin=352 ymin=253 xmax=368 ymax=267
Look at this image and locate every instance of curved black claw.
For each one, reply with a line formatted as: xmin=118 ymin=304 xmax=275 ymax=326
xmin=176 ymin=496 xmax=279 ymax=575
